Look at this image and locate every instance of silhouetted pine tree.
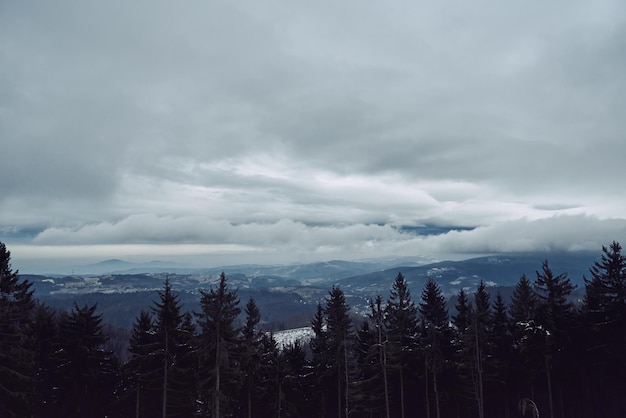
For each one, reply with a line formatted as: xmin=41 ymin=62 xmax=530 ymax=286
xmin=55 ymin=303 xmax=117 ymax=418
xmin=534 ymin=260 xmax=576 ymax=336
xmin=385 ymin=273 xmax=419 ymax=418
xmin=324 ymin=286 xmax=353 ymax=418
xmin=585 ymin=242 xmax=626 ymax=317
xmin=195 ymin=272 xmax=241 ymax=418
xmin=508 ymin=274 xmax=541 ymax=403
xmin=240 ymin=297 xmax=264 ymax=418
xmin=581 ymin=242 xmax=626 ymax=417
xmin=466 ymin=281 xmax=491 ymax=418
xmin=258 ymin=332 xmax=288 ymax=417
xmin=168 ymin=311 xmax=197 ymax=417
xmin=509 ymin=274 xmax=536 ymax=326
xmin=308 ymin=302 xmax=330 ymax=417
xmin=419 ymin=278 xmax=451 ymax=418
xmin=152 ymin=277 xmax=194 ymax=418
xmin=488 ymin=291 xmax=513 ymax=418
xmin=281 ymin=340 xmax=309 ymax=417
xmin=0 ymin=242 xmax=36 ymax=417
xmin=533 ymin=260 xmax=576 ymax=418
xmin=451 ymin=288 xmax=474 ymax=416
xmin=32 ymin=303 xmax=59 ymax=417
xmin=352 ymin=319 xmax=385 ymax=417
xmin=452 ymin=288 xmax=471 ymax=335
xmin=368 ymin=295 xmax=390 ymax=418
xmin=121 ymin=309 xmax=161 ymax=418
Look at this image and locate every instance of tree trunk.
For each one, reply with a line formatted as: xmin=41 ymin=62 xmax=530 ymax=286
xmin=425 ymin=357 xmax=431 ymax=418
xmin=247 ymin=380 xmax=252 ymax=418
xmin=504 ymin=396 xmax=510 ymax=418
xmin=559 ymin=385 xmax=565 ymax=418
xmin=215 ymin=336 xmax=221 ymax=418
xmin=278 ymin=381 xmax=282 ymax=418
xmin=162 ymin=330 xmax=168 ymax=418
xmin=382 ymin=341 xmax=390 ymax=418
xmin=433 ymin=362 xmax=440 ymax=418
xmin=337 ymin=355 xmax=342 ymax=418
xmin=546 ymin=355 xmax=554 ymax=418
xmin=400 ymin=366 xmax=405 ymax=418
xmin=475 ymin=323 xmax=484 ymax=418
xmin=136 ymin=376 xmax=141 ymax=418
xmin=344 ymin=340 xmax=349 ymax=418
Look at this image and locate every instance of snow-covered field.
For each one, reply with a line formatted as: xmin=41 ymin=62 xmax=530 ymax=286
xmin=272 ymin=327 xmax=314 ymax=349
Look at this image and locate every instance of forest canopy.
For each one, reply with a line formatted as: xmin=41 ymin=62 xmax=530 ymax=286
xmin=0 ymin=241 xmax=625 ymax=417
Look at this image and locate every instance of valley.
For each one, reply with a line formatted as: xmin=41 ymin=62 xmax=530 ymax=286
xmin=23 ymin=251 xmax=596 ymax=330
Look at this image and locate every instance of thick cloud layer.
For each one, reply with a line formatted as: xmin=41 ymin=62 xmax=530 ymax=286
xmin=2 ymin=1 xmax=625 ymax=270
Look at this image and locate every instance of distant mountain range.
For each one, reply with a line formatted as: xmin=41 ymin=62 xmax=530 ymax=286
xmin=70 ymin=259 xmax=189 ymax=275
xmin=22 ymin=251 xmax=599 ymax=329
xmin=336 ymin=251 xmax=597 ymax=295
xmin=67 ymin=256 xmax=429 ymax=277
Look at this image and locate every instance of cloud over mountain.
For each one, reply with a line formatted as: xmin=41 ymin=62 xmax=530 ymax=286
xmin=2 ymin=0 xmax=625 ymax=269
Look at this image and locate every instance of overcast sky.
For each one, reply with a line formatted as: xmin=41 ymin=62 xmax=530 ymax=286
xmin=2 ymin=0 xmax=626 ymax=273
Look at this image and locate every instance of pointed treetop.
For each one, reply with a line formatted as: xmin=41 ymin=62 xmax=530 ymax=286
xmin=419 ymin=277 xmax=449 ymax=328
xmin=510 ymin=274 xmax=536 ymax=324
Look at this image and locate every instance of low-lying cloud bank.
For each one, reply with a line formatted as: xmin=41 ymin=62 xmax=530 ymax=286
xmin=11 ymin=214 xmax=623 ymax=269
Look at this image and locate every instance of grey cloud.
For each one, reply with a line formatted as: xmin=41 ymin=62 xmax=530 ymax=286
xmin=2 ymin=0 xmax=626 ymax=267
xmin=32 ymin=215 xmax=401 ymax=251
xmin=410 ymin=215 xmax=626 ymax=255
xmin=24 ymin=215 xmax=626 ymax=269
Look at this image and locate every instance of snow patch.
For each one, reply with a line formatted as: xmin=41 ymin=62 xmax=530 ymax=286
xmin=272 ymin=327 xmax=314 ymax=349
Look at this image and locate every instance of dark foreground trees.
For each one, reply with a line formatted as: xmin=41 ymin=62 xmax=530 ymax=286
xmin=195 ymin=272 xmax=241 ymax=417
xmin=2 ymin=241 xmax=626 ymax=418
xmin=0 ymin=242 xmax=35 ymax=417
xmin=54 ymin=303 xmax=117 ymax=417
xmin=419 ymin=278 xmax=450 ymax=418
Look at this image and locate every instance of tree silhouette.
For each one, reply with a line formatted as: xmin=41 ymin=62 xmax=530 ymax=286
xmin=240 ymin=297 xmax=264 ymax=418
xmin=324 ymin=286 xmax=353 ymax=418
xmin=195 ymin=272 xmax=241 ymax=418
xmin=0 ymin=242 xmax=35 ymax=417
xmin=385 ymin=273 xmax=419 ymax=418
xmin=419 ymin=278 xmax=450 ymax=418
xmin=56 ymin=303 xmax=116 ymax=417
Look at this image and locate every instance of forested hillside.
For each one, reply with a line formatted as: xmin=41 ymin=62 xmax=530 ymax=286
xmin=1 ymin=241 xmax=625 ymax=417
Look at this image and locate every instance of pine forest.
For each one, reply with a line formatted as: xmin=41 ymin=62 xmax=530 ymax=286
xmin=1 ymin=241 xmax=625 ymax=418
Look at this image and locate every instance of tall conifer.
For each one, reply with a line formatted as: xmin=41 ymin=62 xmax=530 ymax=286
xmin=419 ymin=278 xmax=450 ymax=418
xmin=0 ymin=242 xmax=35 ymax=417
xmin=324 ymin=286 xmax=353 ymax=418
xmin=56 ymin=303 xmax=116 ymax=417
xmin=195 ymin=272 xmax=241 ymax=418
xmin=385 ymin=273 xmax=419 ymax=418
